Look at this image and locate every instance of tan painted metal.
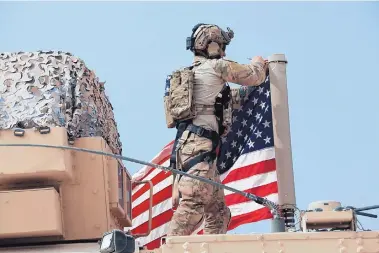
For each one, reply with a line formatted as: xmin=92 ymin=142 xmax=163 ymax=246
xmin=268 ymin=54 xmax=296 ymax=226
xmin=0 ymin=127 xmax=134 ymax=244
xmin=152 ymin=231 xmax=379 ymax=253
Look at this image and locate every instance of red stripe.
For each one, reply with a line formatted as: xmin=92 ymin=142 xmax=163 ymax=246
xmin=131 ymin=209 xmax=173 ymax=235
xmin=145 ymin=237 xmax=163 ymax=250
xmin=131 ymin=155 xmax=170 ymax=189
xmin=132 ymin=185 xmax=172 ymax=218
xmin=131 ymin=141 xmax=173 ymax=189
xmin=222 ymin=158 xmax=276 ymax=184
xmin=228 ymin=207 xmax=273 ymax=230
xmin=163 ymin=140 xmax=175 ymax=149
xmin=225 ymin=181 xmax=278 ymax=206
xmin=132 ymin=170 xmax=172 ymax=201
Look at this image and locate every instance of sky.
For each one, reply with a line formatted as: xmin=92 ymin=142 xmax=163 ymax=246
xmin=1 ymin=1 xmax=378 ymax=235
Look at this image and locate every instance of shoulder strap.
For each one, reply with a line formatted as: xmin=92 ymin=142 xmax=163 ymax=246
xmin=186 ymin=60 xmax=203 ymax=70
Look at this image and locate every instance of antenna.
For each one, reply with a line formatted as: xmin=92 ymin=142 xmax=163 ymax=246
xmin=344 ymin=205 xmax=379 ymax=219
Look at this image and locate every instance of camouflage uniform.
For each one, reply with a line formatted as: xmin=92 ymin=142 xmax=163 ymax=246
xmin=167 ymin=56 xmax=267 ymax=236
xmin=167 ymin=23 xmax=267 ymax=236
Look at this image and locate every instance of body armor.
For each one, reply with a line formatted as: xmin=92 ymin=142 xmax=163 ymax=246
xmin=163 ymin=63 xmax=231 ymax=137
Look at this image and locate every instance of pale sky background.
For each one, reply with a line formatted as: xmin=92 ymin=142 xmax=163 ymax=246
xmin=1 ymin=1 xmax=378 ymax=234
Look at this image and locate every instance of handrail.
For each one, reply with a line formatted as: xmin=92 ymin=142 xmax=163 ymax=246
xmin=131 ymin=180 xmax=153 ymax=238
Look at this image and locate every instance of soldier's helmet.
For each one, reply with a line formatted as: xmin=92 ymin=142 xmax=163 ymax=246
xmin=186 ymin=23 xmax=234 ymax=58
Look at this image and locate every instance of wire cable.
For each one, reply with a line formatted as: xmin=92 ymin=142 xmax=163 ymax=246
xmin=0 ymin=143 xmax=280 ymax=215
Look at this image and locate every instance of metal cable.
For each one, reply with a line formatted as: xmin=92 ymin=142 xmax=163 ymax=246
xmin=0 ymin=143 xmax=280 ymax=215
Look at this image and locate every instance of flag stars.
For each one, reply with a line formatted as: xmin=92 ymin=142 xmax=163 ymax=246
xmin=253 ymin=97 xmax=258 ymax=105
xmin=264 ymin=136 xmax=271 ymax=144
xmin=215 ymin=78 xmax=273 ymax=173
xmin=255 ymin=113 xmax=261 ymax=121
xmin=220 ymin=162 xmax=226 ymax=169
xmin=244 ymin=134 xmax=249 ymax=141
xmin=247 ymin=108 xmax=253 ymax=116
xmin=241 ymin=119 xmax=247 ymax=127
xmin=231 ymin=140 xmax=237 ymax=148
xmin=255 ymin=130 xmax=262 ymax=138
xmin=247 ymin=140 xmax=255 ymax=148
xmin=258 ymin=86 xmax=264 ymax=94
xmin=263 ymin=120 xmax=271 ymax=128
xmin=265 ymin=90 xmax=270 ymax=98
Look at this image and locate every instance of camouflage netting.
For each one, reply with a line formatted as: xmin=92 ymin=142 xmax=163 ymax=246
xmin=0 ymin=50 xmax=122 ymax=155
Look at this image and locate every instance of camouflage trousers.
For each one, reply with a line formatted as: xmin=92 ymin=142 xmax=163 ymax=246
xmin=167 ymin=132 xmax=231 ymax=236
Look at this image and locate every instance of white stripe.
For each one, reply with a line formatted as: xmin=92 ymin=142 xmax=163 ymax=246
xmin=132 ymin=171 xmax=276 ymax=230
xmin=136 ymin=193 xmax=279 ymax=246
xmin=132 ymin=144 xmax=173 ymax=180
xmin=220 ymin=147 xmax=275 ymax=181
xmin=132 ymin=168 xmax=160 ymax=194
xmin=224 ymin=171 xmax=277 ymax=195
xmin=133 ymin=172 xmax=173 ymax=207
xmin=132 ymin=159 xmax=170 ymax=194
xmin=136 ymin=222 xmax=170 ymax=247
xmin=228 ymin=193 xmax=278 ymax=216
xmin=132 ymin=198 xmax=172 ymax=229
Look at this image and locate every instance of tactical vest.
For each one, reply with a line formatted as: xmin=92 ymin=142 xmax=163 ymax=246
xmin=163 ymin=61 xmax=232 ymax=137
xmin=164 ymin=61 xmax=232 ymax=174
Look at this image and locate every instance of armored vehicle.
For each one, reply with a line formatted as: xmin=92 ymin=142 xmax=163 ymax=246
xmin=0 ymin=51 xmax=377 ymax=253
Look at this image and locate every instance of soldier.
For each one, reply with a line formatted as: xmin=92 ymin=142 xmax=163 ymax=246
xmin=166 ymin=23 xmax=268 ymax=236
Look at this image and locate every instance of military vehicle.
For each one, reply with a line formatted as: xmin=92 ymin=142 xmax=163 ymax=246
xmin=0 ymin=51 xmax=377 ymax=253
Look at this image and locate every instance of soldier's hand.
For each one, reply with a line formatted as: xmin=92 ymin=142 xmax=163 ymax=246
xmin=251 ymin=56 xmax=265 ymax=65
xmin=172 ymin=195 xmax=179 ymax=209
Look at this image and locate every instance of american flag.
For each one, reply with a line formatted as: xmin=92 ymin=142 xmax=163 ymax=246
xmin=130 ymin=75 xmax=278 ymax=249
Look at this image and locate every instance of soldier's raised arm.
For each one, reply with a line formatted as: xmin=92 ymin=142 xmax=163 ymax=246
xmin=213 ymin=56 xmax=268 ymax=87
